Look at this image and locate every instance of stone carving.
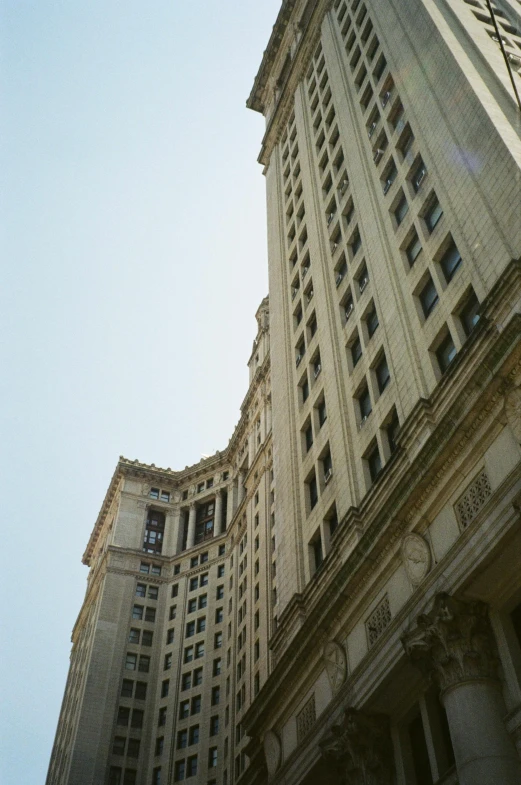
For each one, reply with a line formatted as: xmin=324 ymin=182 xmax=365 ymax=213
xmin=366 ymin=596 xmax=392 ymax=647
xmin=141 ymin=482 xmax=150 ymax=496
xmin=455 ymin=470 xmax=492 ymax=529
xmin=402 ymin=593 xmax=498 ymax=694
xmin=263 ymin=730 xmax=281 ymax=777
xmin=320 ymin=708 xmax=393 ymax=785
xmin=505 ymin=385 xmax=521 ymax=442
xmin=173 ymin=491 xmax=182 ymax=503
xmin=323 ymin=641 xmax=347 ymax=694
xmin=401 ymin=533 xmax=431 ymax=585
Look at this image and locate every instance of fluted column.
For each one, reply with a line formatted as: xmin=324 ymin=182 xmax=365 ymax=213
xmin=403 ymin=593 xmax=521 ymax=785
xmin=238 ymin=471 xmax=246 ymax=505
xmin=186 ymin=503 xmax=197 ymax=549
xmin=226 ymin=483 xmax=234 ymax=526
xmin=319 ymin=707 xmax=394 ymax=784
xmin=214 ymin=490 xmax=223 ymax=536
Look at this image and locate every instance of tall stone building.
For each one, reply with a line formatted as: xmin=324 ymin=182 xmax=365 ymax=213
xmin=46 ymin=1 xmax=521 ymax=784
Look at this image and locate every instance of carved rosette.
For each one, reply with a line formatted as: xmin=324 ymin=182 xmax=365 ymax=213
xmin=263 ymin=730 xmax=281 ymax=777
xmin=402 ymin=593 xmax=498 ymax=694
xmin=401 ymin=533 xmax=431 ymax=586
xmin=323 ymin=640 xmax=347 ymax=694
xmin=319 ymin=708 xmax=393 ymax=785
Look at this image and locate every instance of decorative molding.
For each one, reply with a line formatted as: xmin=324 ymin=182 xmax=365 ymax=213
xmin=401 ymin=533 xmax=432 ymax=586
xmin=263 ymin=730 xmax=282 ymax=777
xmin=323 ymin=640 xmax=348 ymax=694
xmin=320 ymin=708 xmax=393 ymax=785
xmin=504 ymin=384 xmax=521 ymax=442
xmin=296 ymin=694 xmax=316 ymax=742
xmin=454 ymin=469 xmax=492 ymax=529
xmin=366 ymin=595 xmax=392 ymax=648
xmin=402 ymin=593 xmax=499 ymax=694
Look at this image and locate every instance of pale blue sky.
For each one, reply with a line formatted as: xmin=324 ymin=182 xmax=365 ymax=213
xmin=0 ymin=2 xmax=280 ymax=782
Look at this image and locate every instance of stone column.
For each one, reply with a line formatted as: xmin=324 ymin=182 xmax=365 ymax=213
xmin=319 ymin=707 xmax=394 ymax=785
xmin=166 ymin=506 xmax=181 ymax=555
xmin=214 ymin=490 xmax=223 ymax=536
xmin=402 ymin=593 xmax=521 ymax=785
xmin=226 ymin=483 xmax=234 ymax=527
xmin=238 ymin=472 xmax=246 ymax=506
xmin=186 ymin=503 xmax=197 ymax=549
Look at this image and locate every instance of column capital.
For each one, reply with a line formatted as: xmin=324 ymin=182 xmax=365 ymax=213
xmin=319 ymin=707 xmax=393 ymax=785
xmin=402 ymin=593 xmax=498 ymax=694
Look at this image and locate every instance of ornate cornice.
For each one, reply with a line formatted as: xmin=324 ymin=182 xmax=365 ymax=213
xmin=402 ymin=593 xmax=499 ymax=694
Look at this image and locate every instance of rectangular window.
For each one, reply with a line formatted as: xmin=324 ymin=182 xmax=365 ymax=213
xmin=131 ymin=709 xmax=144 ymax=729
xmin=188 ymin=598 xmax=197 ymax=613
xmin=193 ymin=666 xmax=203 ymax=686
xmin=169 ymin=605 xmax=177 ymax=620
xmin=117 ymin=706 xmax=130 ymax=726
xmin=129 ymin=628 xmax=140 ymax=644
xmin=142 ymin=630 xmax=153 ymax=646
xmin=368 ymin=444 xmax=382 ymax=482
xmin=148 ymin=586 xmax=159 ymax=600
xmin=366 ymin=307 xmax=379 ymax=338
xmin=191 ymin=695 xmax=201 ymax=715
xmin=189 ymin=725 xmax=200 ymax=745
xmin=164 ymin=653 xmax=172 ymax=670
xmin=198 ymin=594 xmax=207 ymax=609
xmin=460 ymin=292 xmax=480 ymax=336
xmin=189 ymin=577 xmax=198 ymax=591
xmin=419 ymin=277 xmax=439 ymax=318
xmin=439 ymin=240 xmax=462 ymax=282
xmin=143 ymin=510 xmax=165 ymax=555
xmin=200 ymin=573 xmax=209 ymax=587
xmin=208 ymin=747 xmax=218 ymax=768
xmin=425 ymin=195 xmax=443 ymax=232
xmin=195 ymin=642 xmax=205 ymax=659
xmin=351 ymin=335 xmax=362 ymax=366
xmin=215 ymin=608 xmax=223 ymax=623
xmin=121 ymin=679 xmax=133 ymax=697
xmin=212 ymin=686 xmax=221 ymax=705
xmin=217 ymin=564 xmax=225 ymax=577
xmin=135 ymin=681 xmax=147 ymax=700
xmin=305 ymin=422 xmax=313 ymax=451
xmin=210 ymin=716 xmax=219 ymax=736
xmin=394 ymin=192 xmax=409 ymax=225
xmin=113 ymin=737 xmax=126 ymax=756
xmin=174 ymin=760 xmax=185 ymax=782
xmin=132 ymin=605 xmax=143 ymax=620
xmin=158 ymin=707 xmax=167 ymax=727
xmin=196 ymin=617 xmax=206 ymax=633
xmin=152 ymin=767 xmax=161 ymax=785
xmin=376 ymin=354 xmax=390 ymax=393
xmin=184 ymin=647 xmax=194 ymax=664
xmin=125 ymin=653 xmax=137 ymax=671
xmin=181 ymin=672 xmax=192 ymax=691
xmin=155 ymin=737 xmax=164 ymax=756
xmin=186 ymin=621 xmax=195 ymax=638
xmin=436 ymin=332 xmax=457 ymax=373
xmin=406 ymin=231 xmax=422 ymax=266
xmin=161 ymin=679 xmax=170 ymax=698
xmin=213 ymin=658 xmax=222 ymax=676
xmin=145 ymin=607 xmax=156 ymax=622
xmin=359 ymin=386 xmax=372 ymax=420
xmin=309 ymin=474 xmax=318 ymax=510
xmin=179 ymin=700 xmax=190 ymax=719
xmin=171 ymin=584 xmax=179 ymax=598
xmin=136 ymin=584 xmax=146 ymax=598
xmin=166 ymin=629 xmax=175 ymax=645
xmin=214 ymin=632 xmax=223 ymax=649
xmin=187 ymin=756 xmax=198 ymax=777
xmin=140 ymin=561 xmax=150 ymax=573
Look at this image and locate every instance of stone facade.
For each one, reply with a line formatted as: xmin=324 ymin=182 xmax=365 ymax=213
xmin=46 ymin=0 xmax=521 ymax=784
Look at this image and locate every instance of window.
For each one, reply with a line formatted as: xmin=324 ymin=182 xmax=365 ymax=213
xmin=160 ymin=490 xmax=170 ymax=502
xmin=406 ymin=231 xmax=422 ymax=266
xmin=210 ymin=715 xmax=219 ymax=736
xmin=323 ymin=450 xmax=333 ymax=482
xmin=184 ymin=647 xmax=194 ymax=664
xmin=187 ymin=756 xmax=198 ymax=777
xmin=394 ymin=192 xmax=409 ymax=226
xmin=174 ymin=760 xmax=185 ymax=782
xmin=217 ymin=564 xmax=225 ymax=578
xmin=152 ymin=767 xmax=161 ymax=785
xmin=254 ymin=640 xmax=260 ymax=661
xmin=138 ymin=655 xmax=150 ymax=673
xmin=411 ymin=157 xmax=427 ymax=192
xmin=109 ymin=767 xmax=122 ymax=785
xmin=460 ymin=291 xmax=480 ymax=335
xmin=140 ymin=562 xmax=150 ymax=573
xmin=143 ymin=510 xmax=165 ymax=555
xmin=135 ymin=681 xmax=147 ymax=700
xmin=190 ymin=556 xmax=198 ymax=568
xmin=121 ymin=679 xmax=133 ymax=697
xmin=158 ymin=707 xmax=167 ymax=726
xmin=191 ymin=695 xmax=201 ymax=715
xmin=142 ymin=630 xmax=153 ymax=646
xmin=436 ymin=332 xmax=457 ymax=373
xmin=216 ymin=585 xmax=224 ymax=600
xmin=318 ymin=399 xmax=327 ymax=426
xmin=312 ymin=536 xmax=323 ymax=572
xmin=189 ymin=725 xmax=200 ymax=745
xmin=351 ymin=336 xmax=362 ymax=366
xmin=425 ymin=195 xmax=443 ymax=232
xmin=174 ymin=563 xmax=181 ymax=575
xmin=145 ymin=607 xmax=156 ymax=622
xmin=171 ymin=584 xmax=179 ymax=598
xmin=439 ymin=240 xmax=462 ymax=282
xmin=136 ymin=584 xmax=146 ymax=598
xmin=189 ymin=577 xmax=198 ymax=592
xmin=179 ymin=700 xmax=190 ymax=719
xmin=196 ymin=617 xmax=206 ymax=633
xmin=117 ymin=706 xmax=130 ymax=726
xmin=186 ymin=621 xmax=195 ymax=638
xmin=167 ymin=629 xmax=175 ymax=645
xmin=131 ymin=709 xmax=144 ymax=729
xmin=149 ymin=488 xmax=160 ymax=499
xmin=219 ymin=543 xmax=226 ymax=555
xmin=200 ymin=573 xmax=209 ymax=587
xmin=197 ymin=482 xmax=204 ymax=493
xmin=155 ymin=737 xmax=164 ymax=756
xmin=198 ymin=594 xmax=207 ymax=609
xmin=214 ymin=632 xmax=223 ymax=649
xmin=213 ymin=658 xmax=222 ymax=676
xmin=305 ymin=422 xmax=313 ymax=451
xmin=113 ymin=737 xmax=126 ymax=755
xmin=359 ymin=386 xmax=372 ymax=420
xmin=313 ymin=353 xmax=322 ymax=379
xmin=193 ymin=667 xmax=203 ymax=685
xmin=368 ymin=444 xmax=382 ymax=481
xmin=376 ymin=354 xmax=391 ymax=392
xmin=209 ymin=747 xmax=218 ymax=768
xmin=164 ymin=653 xmax=172 ymax=670
xmin=169 ymin=605 xmax=177 ymax=620
xmin=125 ymin=654 xmax=137 ymax=671
xmin=182 ymin=672 xmax=192 ymax=691
xmin=161 ymin=679 xmax=170 ymax=698
xmin=301 ymin=376 xmax=310 ymax=402
xmin=195 ymin=502 xmax=215 ymax=543
xmin=419 ymin=277 xmax=439 ymax=318
xmin=215 ymin=608 xmax=223 ymax=623
xmin=358 ymin=266 xmax=369 ymax=293
xmin=212 ymin=686 xmax=221 ymax=705
xmin=129 ymin=628 xmax=140 ymax=645
xmin=309 ymin=474 xmax=318 ymax=510
xmin=195 ymin=642 xmax=205 ymax=659
xmin=132 ymin=605 xmax=143 ymax=620
xmin=386 ymin=409 xmax=400 ymax=454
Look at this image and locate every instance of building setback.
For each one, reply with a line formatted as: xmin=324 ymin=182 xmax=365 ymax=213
xmin=47 ymin=0 xmax=521 ymax=784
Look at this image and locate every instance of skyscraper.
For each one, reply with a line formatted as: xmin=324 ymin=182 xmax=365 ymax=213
xmin=47 ymin=1 xmax=521 ymax=784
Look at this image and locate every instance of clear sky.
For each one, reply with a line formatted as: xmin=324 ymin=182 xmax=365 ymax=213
xmin=0 ymin=2 xmax=280 ymax=782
